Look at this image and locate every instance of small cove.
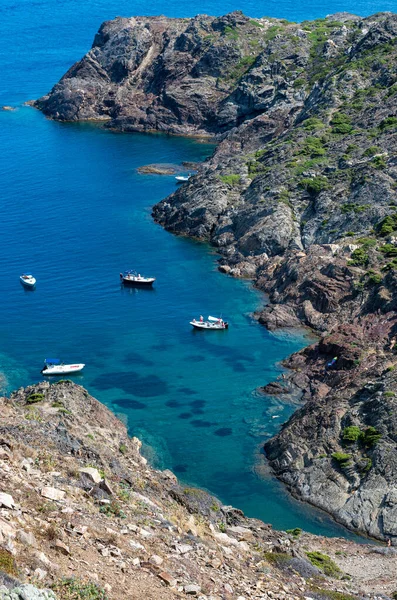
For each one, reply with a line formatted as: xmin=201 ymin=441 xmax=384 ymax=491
xmin=0 ymin=0 xmax=380 ymax=541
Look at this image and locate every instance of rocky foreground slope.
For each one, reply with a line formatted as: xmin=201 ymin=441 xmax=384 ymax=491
xmin=33 ymin=11 xmax=397 ymax=541
xmin=3 ymin=381 xmax=396 ymax=600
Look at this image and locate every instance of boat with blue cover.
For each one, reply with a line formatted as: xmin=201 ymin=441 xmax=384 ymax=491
xmin=120 ymin=270 xmax=155 ymax=287
xmin=41 ymin=358 xmax=85 ymax=375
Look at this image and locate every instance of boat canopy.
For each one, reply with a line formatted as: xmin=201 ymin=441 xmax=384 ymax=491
xmin=44 ymin=358 xmax=61 ymax=365
xmin=208 ymin=316 xmax=222 ymax=322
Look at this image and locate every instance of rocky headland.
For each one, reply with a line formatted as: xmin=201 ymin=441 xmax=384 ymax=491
xmin=3 ymin=381 xmax=396 ymax=600
xmin=32 ymin=10 xmax=397 ymax=545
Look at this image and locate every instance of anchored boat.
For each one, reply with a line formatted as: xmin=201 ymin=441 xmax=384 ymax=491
xmin=41 ymin=359 xmax=85 ymax=375
xmin=175 ymin=173 xmax=191 ymax=183
xmin=190 ymin=316 xmax=228 ymax=330
xmin=120 ymin=270 xmax=155 ymax=287
xmin=20 ymin=273 xmax=36 ymax=288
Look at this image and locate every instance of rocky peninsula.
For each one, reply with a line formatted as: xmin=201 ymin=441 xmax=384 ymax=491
xmin=33 ymin=11 xmax=397 ymax=543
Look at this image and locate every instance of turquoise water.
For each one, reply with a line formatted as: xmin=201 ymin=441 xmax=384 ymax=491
xmin=0 ymin=0 xmax=381 ymax=539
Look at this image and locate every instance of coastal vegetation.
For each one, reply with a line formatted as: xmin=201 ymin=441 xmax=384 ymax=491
xmin=306 ymin=551 xmax=343 ymax=578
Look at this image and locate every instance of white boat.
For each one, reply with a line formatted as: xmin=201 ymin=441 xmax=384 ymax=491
xmin=120 ymin=270 xmax=155 ymax=287
xmin=41 ymin=359 xmax=85 ymax=375
xmin=175 ymin=174 xmax=191 ymax=183
xmin=190 ymin=315 xmax=229 ymax=330
xmin=20 ymin=273 xmax=36 ymax=287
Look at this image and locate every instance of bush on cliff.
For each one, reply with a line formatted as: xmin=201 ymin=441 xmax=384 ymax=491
xmin=348 ymin=248 xmax=369 ymax=267
xmin=380 ymin=243 xmax=397 ymax=257
xmin=300 ymin=136 xmax=326 ymax=157
xmin=331 ymin=113 xmax=353 ymax=135
xmin=341 ymin=425 xmax=381 ymax=448
xmin=332 ymin=452 xmax=352 ymax=467
xmin=376 ymin=213 xmax=397 ymax=237
xmin=26 ymin=393 xmax=45 ymax=404
xmin=300 ymin=176 xmax=329 ymax=194
xmin=306 ymin=551 xmax=343 ymax=578
xmin=342 ymin=426 xmax=361 ymax=443
xmin=220 ymin=174 xmax=241 ymax=186
xmin=361 ymin=426 xmax=382 ymax=448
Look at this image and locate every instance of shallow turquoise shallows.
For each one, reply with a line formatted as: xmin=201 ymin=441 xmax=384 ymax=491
xmin=0 ymin=0 xmax=380 ymax=540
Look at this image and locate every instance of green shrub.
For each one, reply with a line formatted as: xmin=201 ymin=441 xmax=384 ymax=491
xmin=367 ymin=271 xmax=382 ymax=285
xmin=300 ymin=136 xmax=326 ymax=157
xmin=361 ymin=457 xmax=372 ymax=473
xmin=308 ymin=585 xmax=357 ymax=600
xmin=380 ymin=116 xmax=397 ymax=130
xmin=306 ymin=551 xmax=343 ymax=578
xmin=26 ymin=393 xmax=45 ymax=404
xmin=361 ymin=426 xmax=381 ymax=447
xmin=377 ymin=214 xmax=397 ymax=236
xmin=384 ymin=391 xmax=395 ymax=397
xmin=119 ymin=443 xmax=128 ymax=455
xmin=220 ymin=174 xmax=241 ymax=186
xmin=300 ymin=176 xmax=329 ymax=194
xmin=363 ymin=146 xmax=381 ymax=157
xmin=331 ymin=113 xmax=353 ymax=135
xmin=285 ymin=527 xmax=302 ymax=537
xmin=51 ymin=577 xmax=108 ymax=600
xmin=348 ymin=248 xmax=369 ymax=267
xmin=332 ymin=452 xmax=352 ymax=467
xmin=264 ymin=25 xmax=282 ymax=41
xmin=372 ymin=155 xmax=387 ymax=169
xmin=249 ymin=19 xmax=263 ymax=27
xmin=293 ymin=78 xmax=306 ymax=88
xmin=99 ymin=501 xmax=126 ymax=519
xmin=386 ymin=365 xmax=396 ymax=372
xmin=303 ymin=117 xmax=325 ymax=131
xmin=0 ymin=549 xmax=17 ymax=577
xmin=380 ymin=243 xmax=397 ymax=257
xmin=223 ymin=25 xmax=239 ymax=40
xmin=357 ymin=237 xmax=377 ymax=248
xmin=342 ymin=426 xmax=361 ymax=443
xmin=341 ymin=203 xmax=369 ymax=214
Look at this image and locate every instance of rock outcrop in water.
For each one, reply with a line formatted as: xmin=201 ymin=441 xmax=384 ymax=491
xmin=3 ymin=381 xmax=395 ymax=600
xmin=34 ymin=11 xmax=397 ymax=542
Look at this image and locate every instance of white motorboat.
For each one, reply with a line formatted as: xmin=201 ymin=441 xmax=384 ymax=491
xmin=20 ymin=273 xmax=36 ymax=288
xmin=41 ymin=359 xmax=85 ymax=375
xmin=120 ymin=270 xmax=155 ymax=287
xmin=175 ymin=174 xmax=191 ymax=183
xmin=190 ymin=316 xmax=228 ymax=330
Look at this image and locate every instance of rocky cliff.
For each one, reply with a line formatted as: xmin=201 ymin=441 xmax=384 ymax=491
xmin=33 ymin=11 xmax=397 ymax=542
xmin=2 ymin=381 xmax=395 ymax=600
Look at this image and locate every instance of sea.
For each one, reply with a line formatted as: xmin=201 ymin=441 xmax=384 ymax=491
xmin=0 ymin=0 xmax=391 ymax=539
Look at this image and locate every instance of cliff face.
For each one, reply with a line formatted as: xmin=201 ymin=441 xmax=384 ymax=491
xmin=33 ymin=11 xmax=397 ymax=542
xmin=2 ymin=381 xmax=393 ymax=600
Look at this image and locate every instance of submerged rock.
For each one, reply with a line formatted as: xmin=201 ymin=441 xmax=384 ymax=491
xmin=137 ymin=164 xmax=177 ymax=175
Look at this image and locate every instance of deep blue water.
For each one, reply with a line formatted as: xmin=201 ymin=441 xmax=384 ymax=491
xmin=0 ymin=0 xmax=387 ymax=539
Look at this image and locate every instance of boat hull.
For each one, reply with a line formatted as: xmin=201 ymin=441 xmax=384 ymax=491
xmin=20 ymin=277 xmax=36 ymax=287
xmin=190 ymin=321 xmax=228 ymax=330
xmin=41 ymin=364 xmax=85 ymax=375
xmin=121 ymin=277 xmax=155 ymax=287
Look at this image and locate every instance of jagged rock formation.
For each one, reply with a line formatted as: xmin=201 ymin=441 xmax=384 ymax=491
xmin=33 ymin=11 xmax=397 ymax=541
xmin=2 ymin=381 xmax=394 ymax=600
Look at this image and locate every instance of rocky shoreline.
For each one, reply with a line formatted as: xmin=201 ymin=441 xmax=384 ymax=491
xmin=2 ymin=380 xmax=397 ymax=600
xmin=32 ymin=10 xmax=397 ymax=543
